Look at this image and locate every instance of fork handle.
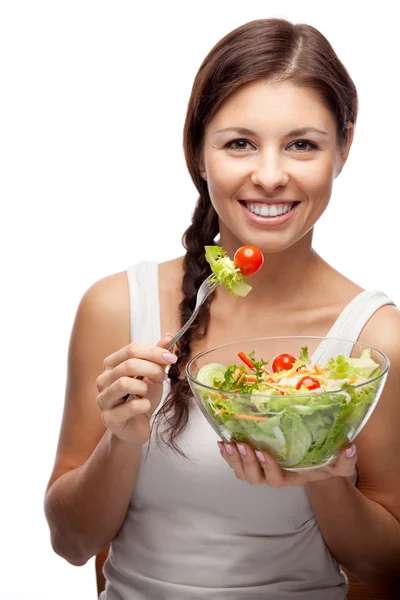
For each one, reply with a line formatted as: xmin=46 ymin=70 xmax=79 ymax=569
xmin=122 ymin=278 xmax=215 ymax=402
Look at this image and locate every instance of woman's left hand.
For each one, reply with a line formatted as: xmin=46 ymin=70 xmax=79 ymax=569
xmin=218 ymin=441 xmax=357 ymax=487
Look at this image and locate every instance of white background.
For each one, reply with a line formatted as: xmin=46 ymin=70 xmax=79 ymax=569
xmin=1 ymin=1 xmax=398 ymax=598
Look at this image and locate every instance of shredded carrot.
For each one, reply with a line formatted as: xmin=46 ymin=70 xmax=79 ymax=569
xmin=245 ymin=375 xmax=258 ymax=383
xmin=233 ymin=414 xmax=269 ymax=421
xmin=235 ymin=374 xmax=246 ymax=386
xmin=313 ymin=364 xmax=324 ymax=375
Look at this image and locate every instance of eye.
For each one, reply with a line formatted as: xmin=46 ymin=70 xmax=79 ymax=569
xmin=225 ymin=139 xmax=255 ymax=151
xmin=289 ymin=139 xmax=318 ymax=152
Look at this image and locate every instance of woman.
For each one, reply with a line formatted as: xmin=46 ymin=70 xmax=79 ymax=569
xmin=44 ymin=18 xmax=400 ymax=599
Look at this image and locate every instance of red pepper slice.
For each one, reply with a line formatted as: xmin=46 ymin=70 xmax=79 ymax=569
xmin=237 ymin=351 xmax=256 ymax=371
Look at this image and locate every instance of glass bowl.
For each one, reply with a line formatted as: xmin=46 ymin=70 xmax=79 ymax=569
xmin=186 ymin=336 xmax=389 ymax=470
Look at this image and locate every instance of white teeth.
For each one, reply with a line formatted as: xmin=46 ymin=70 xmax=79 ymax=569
xmin=269 ymin=205 xmax=278 ymax=217
xmin=245 ymin=202 xmax=294 ymax=217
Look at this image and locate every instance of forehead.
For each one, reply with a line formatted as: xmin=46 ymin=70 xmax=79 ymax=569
xmin=207 ymin=80 xmax=336 ymax=135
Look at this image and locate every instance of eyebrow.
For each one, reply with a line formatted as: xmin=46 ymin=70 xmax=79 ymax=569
xmin=214 ymin=126 xmax=329 ymax=137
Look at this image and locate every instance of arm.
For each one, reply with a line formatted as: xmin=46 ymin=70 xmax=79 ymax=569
xmin=44 ymin=272 xmax=142 ymax=566
xmin=305 ymin=305 xmax=400 ymax=587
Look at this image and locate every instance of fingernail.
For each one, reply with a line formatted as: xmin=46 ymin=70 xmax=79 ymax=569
xmin=255 ymin=450 xmax=266 ymax=463
xmin=224 ymin=444 xmax=233 ymax=455
xmin=163 ymin=353 xmax=177 ymax=364
xmin=164 ymin=332 xmax=174 ymax=337
xmin=217 ymin=442 xmax=224 ymax=454
xmin=163 ymin=372 xmax=168 ymax=380
xmin=345 ymin=445 xmax=356 ymax=458
xmin=237 ymin=444 xmax=247 ymax=457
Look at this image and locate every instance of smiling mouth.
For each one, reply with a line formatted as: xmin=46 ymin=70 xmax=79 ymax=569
xmin=239 ymin=200 xmax=300 ymax=218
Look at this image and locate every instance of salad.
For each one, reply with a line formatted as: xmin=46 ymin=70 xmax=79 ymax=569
xmin=196 ymin=346 xmax=382 ymax=468
xmin=205 ymin=245 xmax=263 ymax=296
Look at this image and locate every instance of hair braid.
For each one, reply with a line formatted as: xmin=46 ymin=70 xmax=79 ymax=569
xmin=152 ymin=190 xmax=219 ymax=456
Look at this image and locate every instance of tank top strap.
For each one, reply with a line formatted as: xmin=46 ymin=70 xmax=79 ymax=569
xmin=311 ymin=290 xmax=395 ymax=365
xmin=126 ymin=261 xmax=161 ymax=345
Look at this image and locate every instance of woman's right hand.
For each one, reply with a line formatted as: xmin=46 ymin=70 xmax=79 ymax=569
xmin=95 ymin=334 xmax=177 ymax=445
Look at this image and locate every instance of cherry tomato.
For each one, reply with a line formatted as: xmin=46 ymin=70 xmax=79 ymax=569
xmin=234 ymin=245 xmax=264 ymax=276
xmin=296 ymin=376 xmax=321 ymax=391
xmin=271 ymin=353 xmax=296 ymax=373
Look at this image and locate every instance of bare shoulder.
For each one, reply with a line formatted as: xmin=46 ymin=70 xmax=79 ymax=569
xmin=68 ymin=270 xmax=131 ymax=380
xmin=358 ymin=302 xmax=400 ymax=353
xmin=353 ymin=302 xmax=400 ymax=513
xmin=74 ymin=271 xmax=130 ymax=348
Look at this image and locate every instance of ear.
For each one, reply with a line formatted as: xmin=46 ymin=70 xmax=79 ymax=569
xmin=198 ymin=150 xmax=206 ymax=179
xmin=336 ymin=122 xmax=354 ymax=177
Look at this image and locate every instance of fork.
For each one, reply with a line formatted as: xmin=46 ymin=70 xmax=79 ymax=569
xmin=123 ymin=274 xmax=218 ymax=400
xmin=162 ymin=273 xmax=218 ymax=351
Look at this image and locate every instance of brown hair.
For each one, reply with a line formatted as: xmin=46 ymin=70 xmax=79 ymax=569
xmin=152 ymin=18 xmax=358 ymax=455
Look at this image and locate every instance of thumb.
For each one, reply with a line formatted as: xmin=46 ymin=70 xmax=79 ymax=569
xmin=333 ymin=443 xmax=358 ymax=477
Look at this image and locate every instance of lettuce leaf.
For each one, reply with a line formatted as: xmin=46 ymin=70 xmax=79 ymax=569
xmin=278 ymin=411 xmax=313 ymax=466
xmin=327 ymin=349 xmax=379 ymax=380
xmin=299 ymin=346 xmax=309 ymax=363
xmin=205 ymin=246 xmax=252 ymax=297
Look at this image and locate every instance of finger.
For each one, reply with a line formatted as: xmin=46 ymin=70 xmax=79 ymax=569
xmin=218 ymin=442 xmax=247 ymax=481
xmin=102 ymin=342 xmax=177 ymax=371
xmin=155 ymin=334 xmax=175 ymax=376
xmin=331 ymin=444 xmax=358 ymax=476
xmin=232 ymin=443 xmax=265 ymax=485
xmin=97 ymin=376 xmax=148 ymax=411
xmin=98 ymin=340 xmax=177 ymax=392
xmin=255 ymin=450 xmax=286 ymax=488
xmin=102 ymin=397 xmax=151 ymax=427
xmin=156 ymin=333 xmax=175 ymax=349
xmin=100 ymin=357 xmax=166 ymax=393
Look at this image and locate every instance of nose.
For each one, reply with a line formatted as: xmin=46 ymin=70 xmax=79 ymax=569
xmin=250 ymin=150 xmax=289 ymax=192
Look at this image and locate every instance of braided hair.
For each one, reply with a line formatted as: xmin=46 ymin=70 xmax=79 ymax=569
xmin=151 ymin=18 xmax=358 ymax=455
xmin=152 ymin=192 xmax=219 ymax=455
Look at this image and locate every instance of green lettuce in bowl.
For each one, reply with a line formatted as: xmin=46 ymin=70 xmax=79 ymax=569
xmin=186 ymin=337 xmax=389 ymax=470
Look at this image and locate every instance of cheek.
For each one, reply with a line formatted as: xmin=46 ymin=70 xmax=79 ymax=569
xmin=293 ymin=158 xmax=335 ymax=204
xmin=207 ymin=157 xmax=246 ymax=199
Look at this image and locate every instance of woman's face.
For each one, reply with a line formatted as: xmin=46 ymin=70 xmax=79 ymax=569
xmin=200 ymin=80 xmax=352 ymax=254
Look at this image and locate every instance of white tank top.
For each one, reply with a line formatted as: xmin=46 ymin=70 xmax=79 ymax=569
xmin=100 ymin=261 xmax=394 ymax=600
